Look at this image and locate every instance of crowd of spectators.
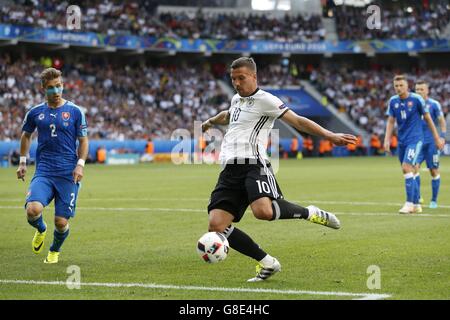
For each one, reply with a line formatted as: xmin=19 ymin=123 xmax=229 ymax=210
xmin=257 ymin=62 xmax=303 ymax=87
xmin=161 ymin=10 xmax=325 ymax=42
xmin=1 ymin=1 xmax=449 ymax=42
xmin=334 ymin=1 xmax=450 ymax=40
xmin=0 ymin=1 xmax=325 ymax=42
xmin=2 ymin=51 xmax=448 ymax=144
xmin=0 ymin=53 xmax=228 ymax=141
xmin=2 ymin=1 xmax=449 ymax=42
xmin=310 ymin=66 xmax=449 ymax=136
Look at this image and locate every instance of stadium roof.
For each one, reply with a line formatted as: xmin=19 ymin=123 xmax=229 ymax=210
xmin=332 ymin=0 xmax=373 ymax=6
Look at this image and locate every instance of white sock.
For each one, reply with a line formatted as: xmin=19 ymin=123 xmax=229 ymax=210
xmin=306 ymin=205 xmax=315 ymax=220
xmin=259 ymin=254 xmax=275 ymax=267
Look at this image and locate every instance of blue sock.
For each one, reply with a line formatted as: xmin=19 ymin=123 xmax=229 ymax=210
xmin=50 ymin=228 xmax=70 ymax=252
xmin=431 ymin=175 xmax=440 ymax=202
xmin=27 ymin=214 xmax=46 ymax=233
xmin=404 ymin=173 xmax=415 ymax=203
xmin=412 ymin=174 xmax=420 ymax=204
xmin=416 ymin=174 xmax=421 ymax=200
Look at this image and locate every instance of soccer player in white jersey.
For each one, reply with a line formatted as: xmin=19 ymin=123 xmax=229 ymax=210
xmin=202 ymin=57 xmax=357 ymax=282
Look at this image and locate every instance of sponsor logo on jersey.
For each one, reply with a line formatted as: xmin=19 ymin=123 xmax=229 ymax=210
xmin=38 ymin=113 xmax=45 ymax=120
xmin=62 ymin=112 xmax=70 ymax=121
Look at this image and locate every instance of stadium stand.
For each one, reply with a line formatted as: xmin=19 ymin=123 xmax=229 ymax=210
xmin=0 ymin=1 xmax=324 ymax=41
xmin=0 ymin=0 xmax=448 ymax=158
xmin=334 ymin=1 xmax=450 ymax=40
xmin=3 ymin=1 xmax=448 ymax=41
xmin=0 ymin=53 xmax=228 ymax=141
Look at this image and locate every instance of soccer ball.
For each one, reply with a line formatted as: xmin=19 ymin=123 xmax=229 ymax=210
xmin=196 ymin=232 xmax=229 ymax=263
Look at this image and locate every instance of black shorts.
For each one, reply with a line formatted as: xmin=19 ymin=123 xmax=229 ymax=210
xmin=207 ymin=159 xmax=283 ymax=222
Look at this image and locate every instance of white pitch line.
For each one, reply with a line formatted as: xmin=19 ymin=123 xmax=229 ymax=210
xmin=334 ymin=211 xmax=450 ymax=218
xmin=0 ymin=279 xmax=391 ymax=300
xmin=0 ymin=205 xmax=204 ymax=213
xmin=1 ymin=206 xmax=449 ymax=217
xmin=83 ymin=207 xmax=205 ymax=213
xmin=1 ymin=198 xmax=450 ymax=209
xmin=0 ymin=198 xmax=207 ymax=202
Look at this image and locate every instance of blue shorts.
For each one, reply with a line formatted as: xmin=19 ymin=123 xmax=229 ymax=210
xmin=398 ymin=142 xmax=423 ymax=165
xmin=25 ymin=175 xmax=80 ymax=219
xmin=417 ymin=142 xmax=440 ymax=169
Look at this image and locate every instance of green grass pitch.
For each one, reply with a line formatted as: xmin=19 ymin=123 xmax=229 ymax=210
xmin=0 ymin=157 xmax=449 ymax=300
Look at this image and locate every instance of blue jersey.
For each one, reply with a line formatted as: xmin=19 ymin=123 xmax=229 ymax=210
xmin=422 ymin=98 xmax=443 ymax=144
xmin=22 ymin=100 xmax=88 ymax=178
xmin=386 ymin=92 xmax=428 ymax=145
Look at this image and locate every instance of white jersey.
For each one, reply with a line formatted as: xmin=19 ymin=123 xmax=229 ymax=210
xmin=219 ymin=88 xmax=289 ymax=165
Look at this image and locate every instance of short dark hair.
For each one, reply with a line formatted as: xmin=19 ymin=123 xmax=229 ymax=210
xmin=230 ymin=57 xmax=257 ymax=73
xmin=393 ymin=74 xmax=407 ymax=82
xmin=415 ymin=80 xmax=428 ymax=87
xmin=40 ymin=68 xmax=62 ymax=87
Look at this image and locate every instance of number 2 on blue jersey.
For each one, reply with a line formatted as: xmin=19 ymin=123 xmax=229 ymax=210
xmin=50 ymin=124 xmax=57 ymax=137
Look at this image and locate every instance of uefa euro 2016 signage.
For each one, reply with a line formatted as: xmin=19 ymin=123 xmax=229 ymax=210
xmin=0 ymin=24 xmax=449 ymax=54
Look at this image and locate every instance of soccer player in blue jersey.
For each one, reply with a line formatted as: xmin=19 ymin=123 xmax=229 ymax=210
xmin=16 ymin=68 xmax=88 ymax=263
xmin=414 ymin=80 xmax=446 ymax=209
xmin=384 ymin=75 xmax=444 ymax=214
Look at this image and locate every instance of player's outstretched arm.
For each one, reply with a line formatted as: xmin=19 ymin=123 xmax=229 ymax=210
xmin=73 ymin=136 xmax=89 ymax=184
xmin=424 ymin=113 xmax=445 ymax=150
xmin=202 ymin=110 xmax=230 ymax=132
xmin=16 ymin=132 xmax=32 ymax=181
xmin=280 ymin=110 xmax=357 ymax=146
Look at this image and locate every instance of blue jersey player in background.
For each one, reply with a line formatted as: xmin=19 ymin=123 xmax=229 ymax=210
xmin=414 ymin=80 xmax=446 ymax=209
xmin=384 ymin=75 xmax=444 ymax=214
xmin=16 ymin=68 xmax=89 ymax=264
